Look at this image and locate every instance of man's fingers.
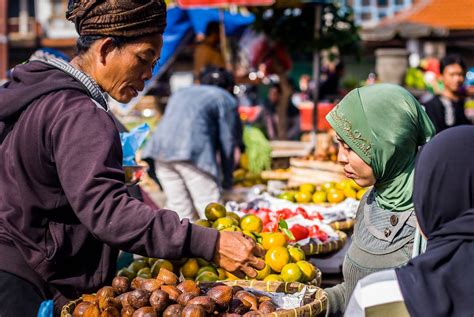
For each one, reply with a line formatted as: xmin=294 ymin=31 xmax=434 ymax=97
xmin=231 ymin=269 xmax=246 ymax=279
xmin=252 ymin=244 xmax=266 ymax=258
xmin=248 ymin=255 xmax=265 ymax=271
xmin=242 ymin=264 xmax=258 ymax=279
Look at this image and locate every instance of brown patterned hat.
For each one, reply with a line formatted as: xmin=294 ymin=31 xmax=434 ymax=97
xmin=66 ymin=0 xmax=167 ymax=37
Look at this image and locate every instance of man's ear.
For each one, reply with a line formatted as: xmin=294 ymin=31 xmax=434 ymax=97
xmin=97 ymin=37 xmax=115 ymax=65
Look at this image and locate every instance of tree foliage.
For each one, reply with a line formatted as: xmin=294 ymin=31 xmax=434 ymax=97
xmin=249 ymin=1 xmax=360 ymax=54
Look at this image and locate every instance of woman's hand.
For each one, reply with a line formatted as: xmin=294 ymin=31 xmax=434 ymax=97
xmin=214 ymin=231 xmax=265 ymax=278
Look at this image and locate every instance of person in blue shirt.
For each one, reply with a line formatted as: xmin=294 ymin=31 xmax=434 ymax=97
xmin=143 ymin=67 xmax=242 ymax=221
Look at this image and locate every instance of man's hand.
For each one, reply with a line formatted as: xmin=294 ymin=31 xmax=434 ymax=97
xmin=214 ymin=231 xmax=265 ymax=278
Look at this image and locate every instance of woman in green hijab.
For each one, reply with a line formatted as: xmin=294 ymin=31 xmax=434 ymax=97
xmin=324 ymin=83 xmax=435 ymax=316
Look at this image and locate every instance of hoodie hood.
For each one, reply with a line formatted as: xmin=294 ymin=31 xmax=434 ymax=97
xmin=0 ymin=60 xmax=105 ymax=142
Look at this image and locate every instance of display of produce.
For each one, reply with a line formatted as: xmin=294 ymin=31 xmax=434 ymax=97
xmin=69 ymin=268 xmax=289 ymax=316
xmin=278 ymin=179 xmax=367 ymax=204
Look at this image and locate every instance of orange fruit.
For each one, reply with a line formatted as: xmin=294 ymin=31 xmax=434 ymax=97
xmin=264 ymin=274 xmax=284 ymax=282
xmin=255 ymin=263 xmax=272 ymax=280
xmin=278 ymin=192 xmax=296 ymax=202
xmin=296 ymin=261 xmax=317 ymax=282
xmin=265 ymin=246 xmax=290 ymax=273
xmin=327 ymin=189 xmax=345 ymax=203
xmin=299 ymin=183 xmax=316 ymax=194
xmin=288 ymin=246 xmax=306 ymax=262
xmin=213 ymin=217 xmax=236 ymax=230
xmin=335 ymin=179 xmax=351 ymax=190
xmin=240 ymin=214 xmax=263 ymax=233
xmin=243 ymin=230 xmax=257 ymax=241
xmin=226 ymin=212 xmax=241 ymax=224
xmin=294 ymin=191 xmax=312 ymax=203
xmin=195 ymin=219 xmax=211 ymax=227
xmin=181 ymin=258 xmax=200 ymax=279
xmin=261 ymin=232 xmax=288 ymax=250
xmin=312 ymin=191 xmax=327 ymax=204
xmin=321 ymin=181 xmax=336 ymax=191
xmin=150 ymin=259 xmax=174 ymax=277
xmin=280 ymin=263 xmax=303 ymax=282
xmin=343 ymin=187 xmax=357 ymax=199
xmin=205 ymin=202 xmax=227 ymax=221
xmin=349 ymin=178 xmax=363 ymax=190
xmin=356 ymin=188 xmax=368 ymax=200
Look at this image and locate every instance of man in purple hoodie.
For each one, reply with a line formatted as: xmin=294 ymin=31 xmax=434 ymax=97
xmin=0 ymin=0 xmax=264 ymax=315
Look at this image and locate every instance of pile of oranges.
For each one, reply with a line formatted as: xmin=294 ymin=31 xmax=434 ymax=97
xmin=278 ymin=179 xmax=368 ymax=204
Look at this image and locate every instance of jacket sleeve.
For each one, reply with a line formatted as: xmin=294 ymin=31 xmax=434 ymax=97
xmin=51 ymin=100 xmax=218 ymax=261
xmin=217 ymin=93 xmax=241 ymax=189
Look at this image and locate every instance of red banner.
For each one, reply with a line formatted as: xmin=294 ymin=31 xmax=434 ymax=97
xmin=177 ymin=0 xmax=274 ymax=8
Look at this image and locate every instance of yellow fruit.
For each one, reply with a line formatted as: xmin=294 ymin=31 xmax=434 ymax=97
xmin=243 ymin=231 xmax=257 ymax=241
xmin=240 ymin=153 xmax=249 ymax=170
xmin=356 ymin=188 xmax=368 ymax=200
xmin=256 ymin=263 xmax=272 ymax=280
xmin=205 ymin=202 xmax=227 ymax=221
xmin=321 ymin=181 xmax=336 ymax=191
xmin=195 ymin=219 xmax=212 ymax=227
xmin=327 ymin=189 xmax=345 ymax=203
xmin=213 ymin=217 xmax=236 ymax=230
xmin=261 ymin=232 xmax=288 ymax=250
xmin=150 ymin=259 xmax=174 ymax=277
xmin=225 ymin=271 xmax=240 ymax=280
xmin=312 ymin=191 xmax=327 ymax=204
xmin=294 ymin=191 xmax=312 ymax=203
xmin=278 ymin=192 xmax=295 ymax=202
xmin=197 ymin=266 xmax=217 ymax=277
xmin=264 ymin=274 xmax=284 ymax=282
xmin=137 ymin=267 xmax=151 ymax=279
xmin=265 ymin=247 xmax=290 ymax=273
xmin=217 ymin=268 xmax=226 ymax=280
xmin=349 ymin=178 xmax=363 ymax=190
xmin=288 ymin=246 xmax=305 ymax=262
xmin=221 ymin=225 xmax=241 ymax=232
xmin=280 ymin=263 xmax=303 ymax=282
xmin=240 ymin=214 xmax=263 ymax=233
xmin=296 ymin=261 xmax=317 ymax=282
xmin=226 ymin=212 xmax=241 ymax=224
xmin=299 ymin=183 xmax=315 ymax=194
xmin=335 ymin=179 xmax=351 ymax=190
xmin=128 ymin=259 xmax=148 ymax=273
xmin=196 ymin=271 xmax=219 ymax=282
xmin=181 ymin=258 xmax=200 ymax=279
xmin=343 ymin=187 xmax=357 ymax=199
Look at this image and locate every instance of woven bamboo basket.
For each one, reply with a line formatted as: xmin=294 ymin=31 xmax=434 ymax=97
xmin=61 ymin=281 xmax=327 ymax=317
xmin=299 ymin=231 xmax=347 ymax=256
xmin=200 ymin=280 xmax=327 ymax=316
xmin=329 ymin=219 xmax=355 ymax=231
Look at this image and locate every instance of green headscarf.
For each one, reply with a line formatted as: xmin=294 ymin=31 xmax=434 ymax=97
xmin=326 ymin=84 xmax=435 ymax=211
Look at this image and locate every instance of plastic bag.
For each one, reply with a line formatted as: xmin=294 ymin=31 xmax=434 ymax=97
xmin=37 ymin=300 xmax=53 ymax=317
xmin=120 ymin=123 xmax=150 ymax=166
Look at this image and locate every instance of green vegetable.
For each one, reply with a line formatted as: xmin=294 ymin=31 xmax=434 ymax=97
xmin=243 ymin=126 xmax=272 ymax=174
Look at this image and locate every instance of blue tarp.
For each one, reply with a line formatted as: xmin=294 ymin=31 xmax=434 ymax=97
xmin=111 ymin=7 xmax=254 ymax=112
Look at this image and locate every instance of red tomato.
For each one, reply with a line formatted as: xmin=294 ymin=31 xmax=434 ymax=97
xmin=295 ymin=207 xmax=309 ymax=219
xmin=308 ymin=225 xmax=329 ymax=242
xmin=289 ymin=224 xmax=309 ymax=242
xmin=262 ymin=221 xmax=279 ymax=233
xmin=255 ymin=210 xmax=271 ymax=225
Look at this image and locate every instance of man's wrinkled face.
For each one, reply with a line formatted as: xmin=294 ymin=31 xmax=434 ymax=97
xmin=102 ymin=34 xmax=163 ymax=103
xmin=441 ymin=63 xmax=465 ymax=95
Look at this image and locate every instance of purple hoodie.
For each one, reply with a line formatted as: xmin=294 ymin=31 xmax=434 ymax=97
xmin=0 ymin=61 xmax=218 ymax=309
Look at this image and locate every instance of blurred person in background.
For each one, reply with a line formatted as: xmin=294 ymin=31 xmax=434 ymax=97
xmin=143 ymin=67 xmax=242 ymax=221
xmin=423 ymin=54 xmax=470 ymax=133
xmin=319 ymin=61 xmax=345 ymax=101
xmin=193 ymin=21 xmax=226 ymax=81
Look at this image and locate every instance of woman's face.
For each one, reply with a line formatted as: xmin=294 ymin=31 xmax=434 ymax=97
xmin=101 ymin=34 xmax=163 ymax=103
xmin=335 ymin=135 xmax=376 ymax=187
